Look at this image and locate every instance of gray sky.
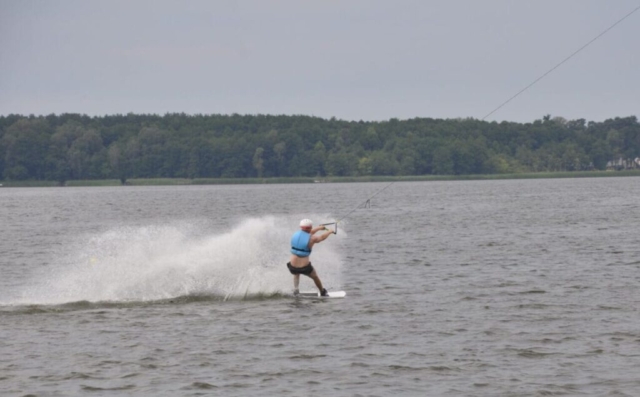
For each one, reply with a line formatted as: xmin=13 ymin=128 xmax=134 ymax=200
xmin=1 ymin=0 xmax=638 ymax=122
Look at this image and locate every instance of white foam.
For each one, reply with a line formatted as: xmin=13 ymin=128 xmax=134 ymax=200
xmin=12 ymin=215 xmax=344 ymax=305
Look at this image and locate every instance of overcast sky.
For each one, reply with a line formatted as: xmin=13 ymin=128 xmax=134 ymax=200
xmin=1 ymin=0 xmax=638 ymax=123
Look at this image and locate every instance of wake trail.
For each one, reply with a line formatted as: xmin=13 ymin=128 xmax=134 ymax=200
xmin=7 ymin=215 xmax=344 ymax=306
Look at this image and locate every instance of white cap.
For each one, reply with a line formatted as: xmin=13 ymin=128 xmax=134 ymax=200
xmin=299 ymin=219 xmax=313 ymax=228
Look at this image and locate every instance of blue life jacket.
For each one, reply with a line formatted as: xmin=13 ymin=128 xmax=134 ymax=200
xmin=291 ymin=230 xmax=312 ymax=257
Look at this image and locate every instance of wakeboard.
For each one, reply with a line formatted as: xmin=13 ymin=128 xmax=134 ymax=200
xmin=295 ymin=290 xmax=346 ymax=299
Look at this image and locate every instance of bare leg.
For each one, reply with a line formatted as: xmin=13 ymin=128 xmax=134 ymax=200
xmin=307 ymin=270 xmax=324 ymax=292
xmin=293 ymin=274 xmax=300 ymax=291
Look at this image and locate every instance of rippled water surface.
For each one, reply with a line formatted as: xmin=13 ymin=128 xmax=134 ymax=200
xmin=1 ymin=178 xmax=640 ymax=396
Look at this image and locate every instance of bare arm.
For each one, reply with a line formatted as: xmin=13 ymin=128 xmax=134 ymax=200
xmin=309 ymin=225 xmax=326 ymax=235
xmin=310 ymin=228 xmax=333 ymax=245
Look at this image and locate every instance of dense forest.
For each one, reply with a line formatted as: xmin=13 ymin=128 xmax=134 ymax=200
xmin=0 ymin=113 xmax=638 ymax=184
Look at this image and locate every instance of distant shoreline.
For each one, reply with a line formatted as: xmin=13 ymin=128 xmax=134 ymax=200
xmin=1 ymin=170 xmax=639 ymax=187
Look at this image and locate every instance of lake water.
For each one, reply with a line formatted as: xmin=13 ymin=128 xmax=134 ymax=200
xmin=1 ymin=178 xmax=639 ymax=396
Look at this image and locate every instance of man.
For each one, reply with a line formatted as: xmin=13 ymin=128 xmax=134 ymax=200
xmin=287 ymin=218 xmax=334 ymax=296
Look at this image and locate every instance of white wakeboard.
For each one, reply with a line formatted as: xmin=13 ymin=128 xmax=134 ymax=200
xmin=296 ymin=290 xmax=346 ymax=299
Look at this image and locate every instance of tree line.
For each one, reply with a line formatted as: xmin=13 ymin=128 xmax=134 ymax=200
xmin=0 ymin=113 xmax=638 ymax=184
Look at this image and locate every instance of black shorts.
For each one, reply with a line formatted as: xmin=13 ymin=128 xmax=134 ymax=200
xmin=287 ymin=262 xmax=314 ymax=276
